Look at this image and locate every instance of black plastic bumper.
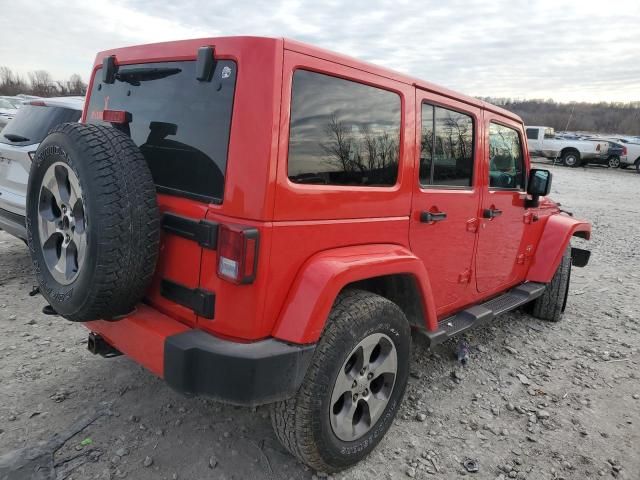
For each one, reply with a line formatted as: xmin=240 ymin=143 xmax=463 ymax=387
xmin=164 ymin=330 xmax=316 ymax=406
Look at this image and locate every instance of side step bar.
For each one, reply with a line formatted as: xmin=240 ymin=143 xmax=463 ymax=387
xmin=422 ymin=282 xmax=546 ymax=347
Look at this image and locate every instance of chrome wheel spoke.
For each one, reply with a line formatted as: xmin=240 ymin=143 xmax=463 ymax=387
xmin=365 ymin=391 xmax=389 ymax=425
xmin=330 ymin=395 xmax=358 ymax=440
xmin=372 ymin=347 xmax=397 ymax=376
xmin=39 ymin=217 xmax=59 ymax=243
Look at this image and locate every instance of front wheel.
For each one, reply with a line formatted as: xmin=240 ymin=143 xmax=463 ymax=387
xmin=530 ymin=246 xmax=572 ymax=322
xmin=270 ymin=289 xmax=411 ymax=472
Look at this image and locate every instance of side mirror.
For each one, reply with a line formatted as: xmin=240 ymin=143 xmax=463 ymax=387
xmin=525 ymin=168 xmax=552 ymax=208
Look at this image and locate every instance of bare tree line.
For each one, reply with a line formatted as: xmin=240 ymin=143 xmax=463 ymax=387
xmin=0 ymin=66 xmax=86 ymax=97
xmin=481 ymin=97 xmax=640 ymax=135
xmin=320 ymin=114 xmax=399 ymax=178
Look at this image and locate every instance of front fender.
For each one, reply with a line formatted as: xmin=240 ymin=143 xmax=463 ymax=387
xmin=527 ymin=213 xmax=591 ymax=283
xmin=272 ymin=244 xmax=437 ymax=344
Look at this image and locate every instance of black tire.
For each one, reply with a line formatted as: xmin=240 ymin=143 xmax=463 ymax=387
xmin=607 ymin=156 xmax=620 ymax=168
xmin=562 ymin=150 xmax=581 ymax=168
xmin=270 ymin=289 xmax=411 ymax=472
xmin=636 ymin=159 xmax=640 ymax=173
xmin=530 ymin=247 xmax=571 ymax=322
xmin=26 ymin=123 xmax=159 ymax=321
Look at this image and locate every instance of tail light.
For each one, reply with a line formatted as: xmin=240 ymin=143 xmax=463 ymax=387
xmin=596 ymin=144 xmax=601 ymax=152
xmin=623 ymin=147 xmax=627 ymax=155
xmin=217 ymin=224 xmax=259 ymax=284
xmin=29 ymin=100 xmax=46 ymax=106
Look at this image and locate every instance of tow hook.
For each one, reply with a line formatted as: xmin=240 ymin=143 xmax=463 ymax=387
xmin=87 ymin=332 xmax=122 ymax=358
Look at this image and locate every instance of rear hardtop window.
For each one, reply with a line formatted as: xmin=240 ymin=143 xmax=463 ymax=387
xmin=87 ymin=60 xmax=237 ymax=203
xmin=0 ymin=105 xmax=81 ymax=146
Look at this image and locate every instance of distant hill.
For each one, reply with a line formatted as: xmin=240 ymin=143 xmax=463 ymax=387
xmin=480 ymin=98 xmax=640 ymax=136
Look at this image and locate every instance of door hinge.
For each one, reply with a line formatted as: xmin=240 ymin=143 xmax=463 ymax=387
xmin=466 ymin=218 xmax=479 ymax=233
xmin=161 ymin=279 xmax=216 ymax=319
xmin=162 ymin=213 xmax=219 ymax=249
xmin=458 ymin=269 xmax=472 ymax=284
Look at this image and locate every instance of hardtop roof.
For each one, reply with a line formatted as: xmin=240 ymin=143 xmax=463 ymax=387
xmin=94 ymin=36 xmax=522 ymax=124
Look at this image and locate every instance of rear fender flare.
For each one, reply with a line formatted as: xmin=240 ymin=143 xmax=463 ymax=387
xmin=527 ymin=214 xmax=591 ymax=283
xmin=272 ymin=244 xmax=437 ymax=344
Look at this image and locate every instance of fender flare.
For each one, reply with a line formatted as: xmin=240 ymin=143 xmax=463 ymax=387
xmin=271 ymin=244 xmax=437 ymax=344
xmin=526 ymin=213 xmax=591 ymax=283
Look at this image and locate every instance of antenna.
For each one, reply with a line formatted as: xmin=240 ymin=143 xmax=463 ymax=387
xmin=552 ymin=103 xmax=575 ymax=166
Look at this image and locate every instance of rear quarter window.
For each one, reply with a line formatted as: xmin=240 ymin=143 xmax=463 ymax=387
xmin=287 ymin=70 xmax=401 ymax=187
xmin=0 ymin=105 xmax=81 ymax=146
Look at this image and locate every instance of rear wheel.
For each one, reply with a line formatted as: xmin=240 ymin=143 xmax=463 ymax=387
xmin=607 ymin=156 xmax=620 ymax=168
xmin=270 ymin=289 xmax=411 ymax=472
xmin=636 ymin=159 xmax=640 ymax=173
xmin=562 ymin=150 xmax=581 ymax=168
xmin=530 ymin=247 xmax=572 ymax=322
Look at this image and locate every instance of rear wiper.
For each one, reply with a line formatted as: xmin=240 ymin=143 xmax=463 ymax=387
xmin=115 ymin=67 xmax=182 ymax=86
xmin=3 ymin=133 xmax=30 ymax=142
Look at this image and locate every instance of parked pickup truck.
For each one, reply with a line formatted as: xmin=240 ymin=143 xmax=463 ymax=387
xmin=526 ymin=126 xmax=609 ymax=167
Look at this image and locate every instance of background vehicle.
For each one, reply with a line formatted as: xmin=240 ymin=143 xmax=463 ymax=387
xmin=0 ymin=96 xmax=24 ymax=109
xmin=605 ymin=136 xmax=640 ymax=169
xmin=23 ymin=37 xmax=590 ymax=472
xmin=526 ymin=125 xmax=609 ymax=167
xmin=0 ymin=97 xmax=83 ymax=240
xmin=0 ymin=98 xmax=19 ymax=130
xmin=583 ymin=138 xmax=627 ymax=168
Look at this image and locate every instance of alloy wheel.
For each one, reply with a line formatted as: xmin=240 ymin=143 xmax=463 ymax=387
xmin=37 ymin=162 xmax=87 ymax=285
xmin=329 ymin=332 xmax=398 ymax=441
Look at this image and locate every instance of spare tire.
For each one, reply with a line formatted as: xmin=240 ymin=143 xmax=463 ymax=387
xmin=26 ymin=123 xmax=160 ymax=321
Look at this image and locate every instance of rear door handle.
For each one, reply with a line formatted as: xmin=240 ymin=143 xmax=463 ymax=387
xmin=420 ymin=211 xmax=447 ymax=223
xmin=483 ymin=208 xmax=503 ymax=219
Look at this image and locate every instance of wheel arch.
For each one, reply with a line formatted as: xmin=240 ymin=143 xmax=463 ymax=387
xmin=561 ymin=147 xmax=580 ymax=157
xmin=526 ymin=214 xmax=591 ymax=283
xmin=271 ymin=244 xmax=437 ymax=344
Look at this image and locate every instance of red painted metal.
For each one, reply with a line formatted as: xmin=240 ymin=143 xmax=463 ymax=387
xmin=272 ymin=244 xmax=437 ymax=343
xmin=86 ymin=304 xmax=190 ymax=376
xmin=526 ymin=214 xmax=591 ymax=283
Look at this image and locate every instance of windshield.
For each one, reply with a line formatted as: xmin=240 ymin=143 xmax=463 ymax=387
xmin=0 ymin=105 xmax=81 ymax=145
xmin=86 ymin=60 xmax=237 ymax=204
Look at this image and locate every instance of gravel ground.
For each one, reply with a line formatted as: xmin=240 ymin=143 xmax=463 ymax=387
xmin=1 ymin=163 xmax=639 ymax=480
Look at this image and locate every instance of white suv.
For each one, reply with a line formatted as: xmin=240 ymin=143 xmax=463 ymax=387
xmin=0 ymin=97 xmax=84 ymax=240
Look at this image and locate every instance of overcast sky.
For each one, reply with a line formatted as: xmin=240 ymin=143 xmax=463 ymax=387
xmin=2 ymin=0 xmax=639 ymax=102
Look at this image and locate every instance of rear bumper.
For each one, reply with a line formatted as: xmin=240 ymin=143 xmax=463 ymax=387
xmin=86 ymin=305 xmax=315 ymax=407
xmin=165 ymin=330 xmax=315 ymax=406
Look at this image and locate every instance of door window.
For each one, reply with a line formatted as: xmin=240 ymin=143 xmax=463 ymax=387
xmin=488 ymin=123 xmax=525 ymax=190
xmin=420 ymin=104 xmax=474 ymax=187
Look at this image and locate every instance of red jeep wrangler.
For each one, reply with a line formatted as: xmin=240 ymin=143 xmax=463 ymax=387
xmin=24 ymin=37 xmax=591 ymax=472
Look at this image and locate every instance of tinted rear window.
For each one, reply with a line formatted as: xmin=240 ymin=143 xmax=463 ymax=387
xmin=87 ymin=60 xmax=237 ymax=203
xmin=0 ymin=105 xmax=81 ymax=146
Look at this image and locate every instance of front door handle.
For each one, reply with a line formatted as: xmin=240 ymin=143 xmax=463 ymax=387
xmin=420 ymin=211 xmax=447 ymax=223
xmin=483 ymin=208 xmax=503 ymax=219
